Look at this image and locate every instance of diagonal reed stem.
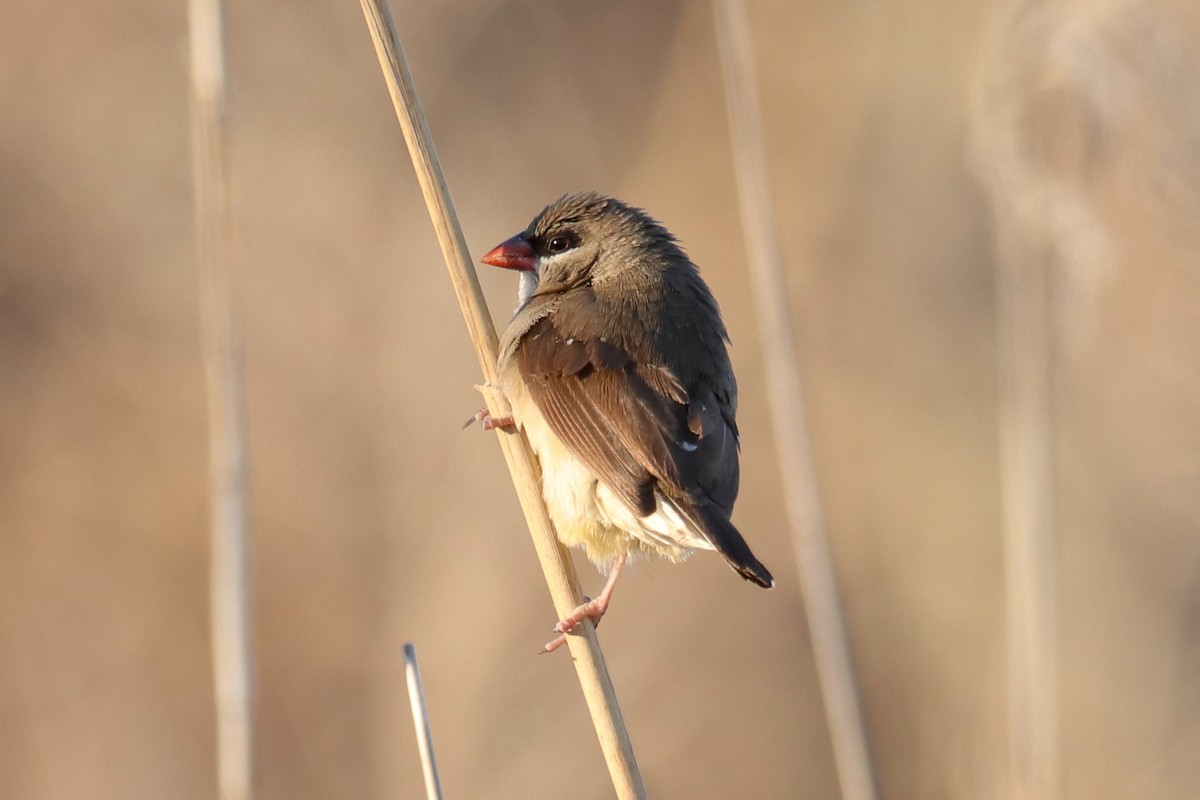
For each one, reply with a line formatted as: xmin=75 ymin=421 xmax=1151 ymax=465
xmin=711 ymin=2 xmax=878 ymax=799
xmin=357 ymin=3 xmax=645 ymax=797
xmin=187 ymin=0 xmax=254 ymax=798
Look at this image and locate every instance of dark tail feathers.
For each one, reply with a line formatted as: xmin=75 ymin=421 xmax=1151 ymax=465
xmin=693 ymin=503 xmax=774 ymax=588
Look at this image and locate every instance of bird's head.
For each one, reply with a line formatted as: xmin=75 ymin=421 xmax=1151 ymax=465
xmin=481 ymin=192 xmax=681 ymax=305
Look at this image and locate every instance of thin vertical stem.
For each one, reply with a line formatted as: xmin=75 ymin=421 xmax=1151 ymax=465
xmin=357 ymin=2 xmax=645 ymax=797
xmin=997 ymin=233 xmax=1058 ymax=800
xmin=188 ymin=0 xmax=253 ymax=798
xmin=403 ymin=644 xmax=444 ymax=800
xmin=711 ymin=2 xmax=878 ymax=799
xmin=970 ymin=6 xmax=1062 ymax=796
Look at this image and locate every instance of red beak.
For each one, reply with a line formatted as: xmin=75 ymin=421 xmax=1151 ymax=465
xmin=481 ymin=235 xmax=536 ymax=272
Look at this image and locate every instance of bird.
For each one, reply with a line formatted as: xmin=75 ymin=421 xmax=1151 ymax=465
xmin=474 ymin=192 xmax=773 ymax=652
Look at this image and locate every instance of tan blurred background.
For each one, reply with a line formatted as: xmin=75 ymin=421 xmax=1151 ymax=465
xmin=3 ymin=1 xmax=1199 ymax=798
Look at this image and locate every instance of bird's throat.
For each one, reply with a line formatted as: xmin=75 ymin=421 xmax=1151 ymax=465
xmin=517 ymin=270 xmax=539 ymax=308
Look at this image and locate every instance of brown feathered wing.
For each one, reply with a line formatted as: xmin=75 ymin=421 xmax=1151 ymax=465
xmin=516 ymin=315 xmax=773 ymax=587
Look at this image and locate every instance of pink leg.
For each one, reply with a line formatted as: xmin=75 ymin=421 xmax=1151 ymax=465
xmin=462 ymin=407 xmax=514 ymax=431
xmin=541 ymin=553 xmax=628 ymax=654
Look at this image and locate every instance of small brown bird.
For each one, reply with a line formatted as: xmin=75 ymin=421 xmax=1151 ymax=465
xmin=476 ymin=193 xmax=773 ymax=652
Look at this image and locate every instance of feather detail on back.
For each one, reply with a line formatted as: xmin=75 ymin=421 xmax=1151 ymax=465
xmin=511 ymin=315 xmax=772 ymax=587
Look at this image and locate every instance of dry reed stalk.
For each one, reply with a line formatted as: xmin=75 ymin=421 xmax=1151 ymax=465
xmin=710 ymin=2 xmax=878 ymax=799
xmin=995 ymin=226 xmax=1058 ymax=800
xmin=970 ymin=7 xmax=1065 ymax=798
xmin=187 ymin=0 xmax=253 ymax=798
xmin=403 ymin=644 xmax=443 ymax=800
xmin=357 ymin=2 xmax=646 ymax=797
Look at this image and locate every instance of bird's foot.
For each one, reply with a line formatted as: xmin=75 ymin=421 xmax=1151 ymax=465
xmin=540 ymin=596 xmax=608 ymax=655
xmin=464 ymin=383 xmax=514 ymax=430
xmin=462 ymin=407 xmax=515 ymax=431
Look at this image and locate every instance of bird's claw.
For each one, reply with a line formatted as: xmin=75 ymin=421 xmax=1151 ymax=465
xmin=462 ymin=407 xmax=515 ymax=431
xmin=539 ymin=596 xmax=605 ymax=654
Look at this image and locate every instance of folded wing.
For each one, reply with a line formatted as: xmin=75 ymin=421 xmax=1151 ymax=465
xmin=517 ymin=314 xmax=773 ymax=587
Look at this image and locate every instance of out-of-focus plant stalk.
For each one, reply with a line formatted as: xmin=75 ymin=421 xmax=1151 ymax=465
xmin=188 ymin=0 xmax=254 ymax=798
xmin=403 ymin=644 xmax=443 ymax=800
xmin=971 ymin=6 xmax=1066 ymax=799
xmin=711 ymin=2 xmax=879 ymax=800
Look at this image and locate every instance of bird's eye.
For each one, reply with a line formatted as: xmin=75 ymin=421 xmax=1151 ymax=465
xmin=545 ymin=232 xmax=577 ymax=254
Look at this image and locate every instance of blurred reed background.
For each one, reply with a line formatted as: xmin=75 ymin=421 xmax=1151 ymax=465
xmin=2 ymin=1 xmax=1199 ymax=798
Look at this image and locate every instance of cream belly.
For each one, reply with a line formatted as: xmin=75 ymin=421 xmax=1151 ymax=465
xmin=501 ymin=366 xmax=713 ymax=572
